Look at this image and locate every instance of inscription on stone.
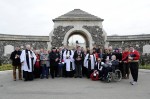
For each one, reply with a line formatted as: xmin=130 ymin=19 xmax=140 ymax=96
xmin=143 ymin=45 xmax=150 ymax=54
xmin=4 ymin=45 xmax=14 ymax=56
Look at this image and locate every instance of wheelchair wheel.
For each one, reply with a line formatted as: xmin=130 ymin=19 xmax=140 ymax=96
xmin=106 ymin=72 xmax=112 ymax=83
xmin=113 ymin=69 xmax=122 ymax=82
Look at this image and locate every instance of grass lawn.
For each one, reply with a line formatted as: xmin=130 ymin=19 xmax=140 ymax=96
xmin=0 ymin=64 xmax=13 ymax=71
xmin=139 ymin=64 xmax=150 ymax=70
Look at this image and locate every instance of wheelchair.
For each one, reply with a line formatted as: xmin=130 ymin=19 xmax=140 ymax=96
xmin=106 ymin=69 xmax=122 ymax=83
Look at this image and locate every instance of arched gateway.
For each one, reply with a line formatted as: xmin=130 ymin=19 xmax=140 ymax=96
xmin=49 ymin=9 xmax=107 ymax=50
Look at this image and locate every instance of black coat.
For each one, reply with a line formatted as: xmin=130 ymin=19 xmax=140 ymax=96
xmin=111 ymin=60 xmax=119 ymax=71
xmin=112 ymin=52 xmax=122 ymax=61
xmin=102 ymin=53 xmax=112 ymax=63
xmin=10 ymin=50 xmax=22 ymax=66
xmin=73 ymin=51 xmax=84 ymax=65
xmin=49 ymin=51 xmax=59 ymax=66
xmin=94 ymin=62 xmax=103 ymax=70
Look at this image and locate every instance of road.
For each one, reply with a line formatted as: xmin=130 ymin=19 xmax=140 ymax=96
xmin=0 ymin=70 xmax=150 ymax=99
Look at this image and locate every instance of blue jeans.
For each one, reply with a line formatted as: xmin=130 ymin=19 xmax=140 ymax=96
xmin=41 ymin=64 xmax=49 ymax=78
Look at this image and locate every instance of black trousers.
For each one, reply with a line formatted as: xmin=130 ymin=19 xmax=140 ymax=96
xmin=75 ymin=64 xmax=82 ymax=77
xmin=123 ymin=63 xmax=130 ymax=77
xmin=129 ymin=62 xmax=139 ymax=82
xmin=50 ymin=64 xmax=58 ymax=78
xmin=33 ymin=67 xmax=42 ymax=78
xmin=65 ymin=70 xmax=74 ymax=77
xmin=86 ymin=68 xmax=93 ymax=78
xmin=103 ymin=67 xmax=112 ymax=79
xmin=119 ymin=62 xmax=124 ymax=77
xmin=82 ymin=65 xmax=86 ymax=77
xmin=62 ymin=64 xmax=66 ymax=77
xmin=23 ymin=71 xmax=34 ymax=81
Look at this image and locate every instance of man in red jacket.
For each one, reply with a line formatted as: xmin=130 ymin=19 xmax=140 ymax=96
xmin=128 ymin=46 xmax=140 ymax=85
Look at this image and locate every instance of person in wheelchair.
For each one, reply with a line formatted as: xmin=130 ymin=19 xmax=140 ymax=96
xmin=111 ymin=55 xmax=119 ymax=73
xmin=102 ymin=55 xmax=119 ymax=80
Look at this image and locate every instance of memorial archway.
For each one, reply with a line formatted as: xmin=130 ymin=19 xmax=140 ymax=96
xmin=63 ymin=29 xmax=94 ymax=50
xmin=49 ymin=9 xmax=106 ymax=50
xmin=67 ymin=31 xmax=88 ymax=49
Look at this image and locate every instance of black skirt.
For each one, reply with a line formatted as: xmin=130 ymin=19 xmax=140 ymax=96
xmin=23 ymin=70 xmax=34 ymax=81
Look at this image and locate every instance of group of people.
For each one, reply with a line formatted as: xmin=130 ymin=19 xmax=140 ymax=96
xmin=10 ymin=44 xmax=140 ymax=85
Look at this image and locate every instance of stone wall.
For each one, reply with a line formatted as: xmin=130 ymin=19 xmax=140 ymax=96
xmin=51 ymin=26 xmax=74 ymax=47
xmin=51 ymin=25 xmax=105 ymax=48
xmin=107 ymin=34 xmax=150 ymax=64
xmin=83 ymin=25 xmax=104 ymax=47
xmin=0 ymin=34 xmax=49 ymax=64
xmin=1 ymin=34 xmax=150 ymax=65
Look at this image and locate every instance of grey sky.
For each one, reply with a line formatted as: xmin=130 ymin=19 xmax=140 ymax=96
xmin=0 ymin=0 xmax=149 ymax=36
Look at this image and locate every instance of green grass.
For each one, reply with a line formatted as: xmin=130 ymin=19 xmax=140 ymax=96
xmin=139 ymin=64 xmax=150 ymax=70
xmin=0 ymin=64 xmax=13 ymax=71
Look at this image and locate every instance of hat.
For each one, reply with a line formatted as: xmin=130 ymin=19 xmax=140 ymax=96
xmin=115 ymin=48 xmax=119 ymax=51
xmin=52 ymin=47 xmax=56 ymax=49
xmin=93 ymin=48 xmax=96 ymax=50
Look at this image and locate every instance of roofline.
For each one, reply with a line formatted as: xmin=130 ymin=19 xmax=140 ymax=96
xmin=0 ymin=33 xmax=49 ymax=41
xmin=53 ymin=18 xmax=104 ymax=22
xmin=107 ymin=34 xmax=150 ymax=41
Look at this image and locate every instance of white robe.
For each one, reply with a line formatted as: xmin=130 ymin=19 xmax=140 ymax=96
xmin=63 ymin=50 xmax=75 ymax=71
xmin=84 ymin=54 xmax=96 ymax=70
xmin=20 ymin=50 xmax=36 ymax=72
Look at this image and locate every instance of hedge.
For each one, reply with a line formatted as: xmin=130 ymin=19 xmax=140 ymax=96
xmin=0 ymin=64 xmax=13 ymax=71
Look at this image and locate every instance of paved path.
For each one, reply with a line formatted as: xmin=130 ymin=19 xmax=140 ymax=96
xmin=0 ymin=69 xmax=150 ymax=99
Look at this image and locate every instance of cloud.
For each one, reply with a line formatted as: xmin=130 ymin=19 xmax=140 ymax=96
xmin=0 ymin=0 xmax=150 ymax=36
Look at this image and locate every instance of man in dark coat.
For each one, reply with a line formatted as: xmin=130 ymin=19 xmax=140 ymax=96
xmin=73 ymin=46 xmax=84 ymax=78
xmin=10 ymin=46 xmax=22 ymax=81
xmin=49 ymin=47 xmax=59 ymax=78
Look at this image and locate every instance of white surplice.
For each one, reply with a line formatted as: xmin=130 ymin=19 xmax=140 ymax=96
xmin=20 ymin=50 xmax=36 ymax=72
xmin=84 ymin=54 xmax=96 ymax=70
xmin=63 ymin=50 xmax=75 ymax=71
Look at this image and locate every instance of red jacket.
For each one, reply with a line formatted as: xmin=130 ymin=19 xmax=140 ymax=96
xmin=35 ymin=54 xmax=40 ymax=68
xmin=129 ymin=50 xmax=140 ymax=62
xmin=122 ymin=51 xmax=129 ymax=63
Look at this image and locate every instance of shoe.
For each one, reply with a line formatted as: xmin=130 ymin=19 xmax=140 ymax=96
xmin=40 ymin=76 xmax=44 ymax=79
xmin=14 ymin=79 xmax=16 ymax=81
xmin=122 ymin=77 xmax=126 ymax=79
xmin=19 ymin=78 xmax=22 ymax=80
xmin=130 ymin=81 xmax=137 ymax=85
xmin=24 ymin=79 xmax=28 ymax=81
xmin=52 ymin=76 xmax=54 ymax=79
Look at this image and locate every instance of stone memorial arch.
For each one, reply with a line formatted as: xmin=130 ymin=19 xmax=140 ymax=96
xmin=49 ymin=9 xmax=107 ymax=49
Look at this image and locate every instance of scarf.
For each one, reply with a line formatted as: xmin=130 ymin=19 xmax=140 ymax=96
xmin=25 ymin=49 xmax=34 ymax=71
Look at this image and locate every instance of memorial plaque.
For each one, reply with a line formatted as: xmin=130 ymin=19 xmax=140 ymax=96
xmin=143 ymin=45 xmax=150 ymax=54
xmin=4 ymin=45 xmax=14 ymax=56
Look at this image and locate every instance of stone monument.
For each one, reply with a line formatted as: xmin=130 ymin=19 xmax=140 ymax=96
xmin=49 ymin=9 xmax=107 ymax=49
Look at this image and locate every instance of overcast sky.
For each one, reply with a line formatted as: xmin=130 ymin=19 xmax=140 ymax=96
xmin=0 ymin=0 xmax=150 ymax=36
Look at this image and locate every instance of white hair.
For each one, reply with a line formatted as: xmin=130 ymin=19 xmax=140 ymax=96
xmin=35 ymin=50 xmax=40 ymax=54
xmin=111 ymin=55 xmax=116 ymax=60
xmin=26 ymin=44 xmax=31 ymax=49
